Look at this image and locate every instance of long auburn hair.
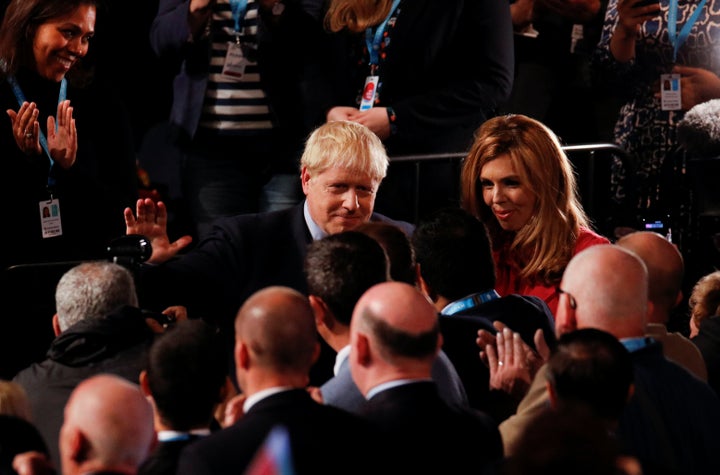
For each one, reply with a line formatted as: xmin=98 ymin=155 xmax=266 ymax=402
xmin=460 ymin=114 xmax=591 ymax=285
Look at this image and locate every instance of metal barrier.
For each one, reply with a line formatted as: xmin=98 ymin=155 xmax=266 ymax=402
xmin=389 ymin=143 xmax=632 ymax=227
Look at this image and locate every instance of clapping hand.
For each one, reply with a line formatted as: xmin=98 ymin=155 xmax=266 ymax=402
xmin=477 ymin=321 xmax=551 ymax=400
xmin=47 ymin=99 xmax=77 ymax=169
xmin=7 ymin=100 xmax=77 ymax=168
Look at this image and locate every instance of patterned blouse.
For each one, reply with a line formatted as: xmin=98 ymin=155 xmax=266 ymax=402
xmin=593 ymin=0 xmax=720 ymax=222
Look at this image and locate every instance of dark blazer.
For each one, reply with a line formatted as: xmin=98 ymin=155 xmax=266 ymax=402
xmin=359 ymin=381 xmax=503 ymax=474
xmin=324 ymin=0 xmax=514 ymax=155
xmin=136 ymin=202 xmax=414 ymax=385
xmin=619 ymin=339 xmax=720 ymax=475
xmin=439 ymin=294 xmax=556 ymax=416
xmin=321 ymin=349 xmax=468 ymax=411
xmin=138 ymin=435 xmax=206 ymax=475
xmin=175 ymin=389 xmax=385 ymax=475
xmin=150 ymin=0 xmax=329 ymax=170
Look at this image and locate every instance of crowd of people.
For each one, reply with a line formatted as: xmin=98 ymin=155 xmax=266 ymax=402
xmin=2 ymin=0 xmax=720 ymax=474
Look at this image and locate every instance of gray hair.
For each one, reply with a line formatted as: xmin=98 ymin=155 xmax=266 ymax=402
xmin=55 ymin=261 xmax=139 ymax=331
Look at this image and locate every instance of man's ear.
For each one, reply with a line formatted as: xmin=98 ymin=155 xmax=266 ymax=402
xmin=235 ymin=340 xmax=250 ymax=370
xmin=555 ymin=296 xmax=577 ymax=337
xmin=415 ymin=266 xmax=437 ymax=303
xmin=139 ymin=370 xmax=151 ymax=397
xmin=300 ymin=166 xmax=311 ymax=194
xmin=355 ymin=333 xmax=371 ymax=367
xmin=69 ymin=429 xmax=91 ymax=464
xmin=546 ymin=380 xmax=558 ymax=410
xmin=309 ymin=295 xmax=333 ymax=330
xmin=52 ymin=314 xmax=62 ymax=336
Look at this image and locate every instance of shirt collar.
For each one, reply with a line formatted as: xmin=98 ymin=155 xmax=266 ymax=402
xmin=243 ymin=386 xmax=294 ymax=413
xmin=303 ymin=200 xmax=326 ymax=241
xmin=334 ymin=345 xmax=351 ymax=376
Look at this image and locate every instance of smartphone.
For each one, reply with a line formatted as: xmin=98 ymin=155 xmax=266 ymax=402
xmin=641 ymin=215 xmax=672 ymax=242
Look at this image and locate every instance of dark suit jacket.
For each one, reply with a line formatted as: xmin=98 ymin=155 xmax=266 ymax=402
xmin=150 ymin=0 xmax=329 ymax=171
xmin=439 ymin=294 xmax=556 ymax=416
xmin=136 ymin=202 xmax=414 ymax=385
xmin=138 ymin=435 xmax=206 ymax=475
xmin=175 ymin=389 xmax=385 ymax=475
xmin=323 ymin=0 xmax=514 ymax=156
xmin=359 ymin=381 xmax=503 ymax=474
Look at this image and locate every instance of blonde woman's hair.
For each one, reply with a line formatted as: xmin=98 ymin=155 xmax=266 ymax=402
xmin=460 ymin=114 xmax=590 ymax=285
xmin=689 ymin=270 xmax=720 ymax=330
xmin=324 ymin=0 xmax=395 ymax=32
xmin=300 ymin=120 xmax=388 ymax=183
xmin=0 ymin=380 xmax=32 ymax=420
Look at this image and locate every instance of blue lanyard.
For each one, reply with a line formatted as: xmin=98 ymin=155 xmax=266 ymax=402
xmin=364 ymin=0 xmax=402 ymax=67
xmin=441 ymin=290 xmax=501 ymax=316
xmin=621 ymin=336 xmax=655 ymax=353
xmin=668 ymin=0 xmax=707 ymax=62
xmin=6 ymin=74 xmax=67 ymax=188
xmin=230 ymin=0 xmax=249 ymax=33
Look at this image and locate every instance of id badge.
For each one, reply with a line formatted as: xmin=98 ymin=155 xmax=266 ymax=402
xmin=359 ymin=75 xmax=379 ymax=111
xmin=661 ymin=73 xmax=682 ymax=111
xmin=570 ymin=24 xmax=583 ymax=53
xmin=39 ymin=198 xmax=62 ymax=238
xmin=222 ymin=42 xmax=247 ymax=80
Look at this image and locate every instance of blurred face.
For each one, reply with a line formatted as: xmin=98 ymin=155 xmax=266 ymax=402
xmin=479 ymin=154 xmax=536 ymax=232
xmin=301 ymin=166 xmax=379 ymax=235
xmin=32 ymin=5 xmax=96 ymax=81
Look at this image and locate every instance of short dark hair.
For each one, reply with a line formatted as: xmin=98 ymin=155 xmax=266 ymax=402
xmin=547 ymin=328 xmax=633 ymax=421
xmin=304 ymin=231 xmax=388 ymax=325
xmin=146 ymin=319 xmax=228 ymax=431
xmin=412 ymin=207 xmax=496 ymax=300
xmin=356 ymin=222 xmax=416 ymax=284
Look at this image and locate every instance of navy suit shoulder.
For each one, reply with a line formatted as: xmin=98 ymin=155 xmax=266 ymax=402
xmin=369 ymin=212 xmax=415 ymax=236
xmin=361 ymin=382 xmax=503 ymax=474
xmin=322 ymin=350 xmax=467 ymax=411
xmin=440 ymin=294 xmax=555 ymax=414
xmin=621 ymin=340 xmax=720 ymax=475
xmin=138 ymin=437 xmax=204 ymax=475
xmin=138 ymin=204 xmax=310 ymax=322
xmin=176 ymin=389 xmax=384 ymax=475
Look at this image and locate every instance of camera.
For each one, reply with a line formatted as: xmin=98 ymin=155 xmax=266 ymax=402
xmin=106 ymin=234 xmax=152 ymax=270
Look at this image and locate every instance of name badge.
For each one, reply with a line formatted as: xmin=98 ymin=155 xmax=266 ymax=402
xmin=222 ymin=42 xmax=247 ymax=80
xmin=661 ymin=73 xmax=682 ymax=111
xmin=359 ymin=75 xmax=379 ymax=111
xmin=39 ymin=198 xmax=62 ymax=238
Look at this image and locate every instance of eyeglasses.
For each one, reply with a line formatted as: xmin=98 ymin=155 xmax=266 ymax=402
xmin=556 ymin=287 xmax=577 ymax=310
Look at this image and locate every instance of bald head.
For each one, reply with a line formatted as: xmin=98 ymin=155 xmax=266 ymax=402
xmin=235 ymin=286 xmax=319 ymax=380
xmin=353 ymin=281 xmax=439 ymax=337
xmin=60 ymin=374 xmax=154 ymax=475
xmin=559 ymin=244 xmax=648 ymax=339
xmin=349 ymin=282 xmax=441 ymax=395
xmin=616 ymin=231 xmax=684 ymax=323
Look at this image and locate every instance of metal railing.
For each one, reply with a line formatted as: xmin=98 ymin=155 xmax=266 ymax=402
xmin=389 ymin=142 xmax=632 ymax=225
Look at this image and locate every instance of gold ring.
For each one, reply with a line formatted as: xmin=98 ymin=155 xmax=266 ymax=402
xmin=24 ymin=132 xmax=33 ymax=138
xmin=498 ymin=361 xmax=504 ymax=366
